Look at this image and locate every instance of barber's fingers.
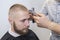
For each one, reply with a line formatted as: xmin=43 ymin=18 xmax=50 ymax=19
xmin=36 ymin=13 xmax=45 ymax=18
xmin=33 ymin=16 xmax=40 ymax=23
xmin=33 ymin=13 xmax=45 ymax=19
xmin=35 ymin=11 xmax=45 ymax=17
xmin=33 ymin=15 xmax=40 ymax=19
xmin=38 ymin=13 xmax=45 ymax=17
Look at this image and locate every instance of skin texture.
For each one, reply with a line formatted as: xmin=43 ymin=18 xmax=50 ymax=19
xmin=8 ymin=4 xmax=31 ymax=35
xmin=33 ymin=13 xmax=60 ymax=34
xmin=13 ymin=11 xmax=30 ymax=35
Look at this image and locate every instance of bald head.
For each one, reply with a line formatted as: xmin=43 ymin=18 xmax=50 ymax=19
xmin=9 ymin=4 xmax=28 ymax=19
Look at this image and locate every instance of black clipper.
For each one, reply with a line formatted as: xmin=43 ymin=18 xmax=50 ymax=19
xmin=29 ymin=8 xmax=36 ymax=23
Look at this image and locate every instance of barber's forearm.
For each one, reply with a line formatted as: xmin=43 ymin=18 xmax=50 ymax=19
xmin=47 ymin=21 xmax=60 ymax=34
xmin=33 ymin=13 xmax=60 ymax=34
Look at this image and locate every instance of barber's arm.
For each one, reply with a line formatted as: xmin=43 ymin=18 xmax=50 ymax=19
xmin=33 ymin=13 xmax=60 ymax=34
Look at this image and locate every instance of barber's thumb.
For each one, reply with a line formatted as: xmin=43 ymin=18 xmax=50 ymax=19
xmin=33 ymin=16 xmax=38 ymax=20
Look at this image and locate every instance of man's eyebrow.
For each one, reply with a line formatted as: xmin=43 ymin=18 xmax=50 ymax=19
xmin=20 ymin=18 xmax=30 ymax=21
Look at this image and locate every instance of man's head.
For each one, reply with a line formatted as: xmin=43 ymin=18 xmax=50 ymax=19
xmin=55 ymin=0 xmax=60 ymax=2
xmin=8 ymin=4 xmax=30 ymax=35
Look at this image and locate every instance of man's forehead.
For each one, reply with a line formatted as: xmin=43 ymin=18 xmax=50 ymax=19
xmin=17 ymin=14 xmax=30 ymax=21
xmin=15 ymin=10 xmax=30 ymax=19
xmin=20 ymin=16 xmax=30 ymax=20
xmin=16 ymin=10 xmax=29 ymax=16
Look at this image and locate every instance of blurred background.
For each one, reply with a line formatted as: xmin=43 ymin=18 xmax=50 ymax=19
xmin=0 ymin=0 xmax=51 ymax=40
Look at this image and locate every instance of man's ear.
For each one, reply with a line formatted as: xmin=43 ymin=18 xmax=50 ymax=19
xmin=8 ymin=17 xmax=13 ymax=25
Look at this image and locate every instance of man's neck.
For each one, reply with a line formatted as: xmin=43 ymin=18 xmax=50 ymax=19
xmin=8 ymin=28 xmax=20 ymax=37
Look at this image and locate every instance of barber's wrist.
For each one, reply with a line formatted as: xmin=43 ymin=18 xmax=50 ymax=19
xmin=47 ymin=21 xmax=55 ymax=30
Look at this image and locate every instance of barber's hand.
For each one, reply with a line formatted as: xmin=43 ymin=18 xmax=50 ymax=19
xmin=33 ymin=13 xmax=51 ymax=28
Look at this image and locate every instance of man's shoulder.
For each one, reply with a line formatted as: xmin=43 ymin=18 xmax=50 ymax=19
xmin=28 ymin=29 xmax=35 ymax=35
xmin=1 ymin=32 xmax=13 ymax=40
xmin=27 ymin=29 xmax=39 ymax=40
